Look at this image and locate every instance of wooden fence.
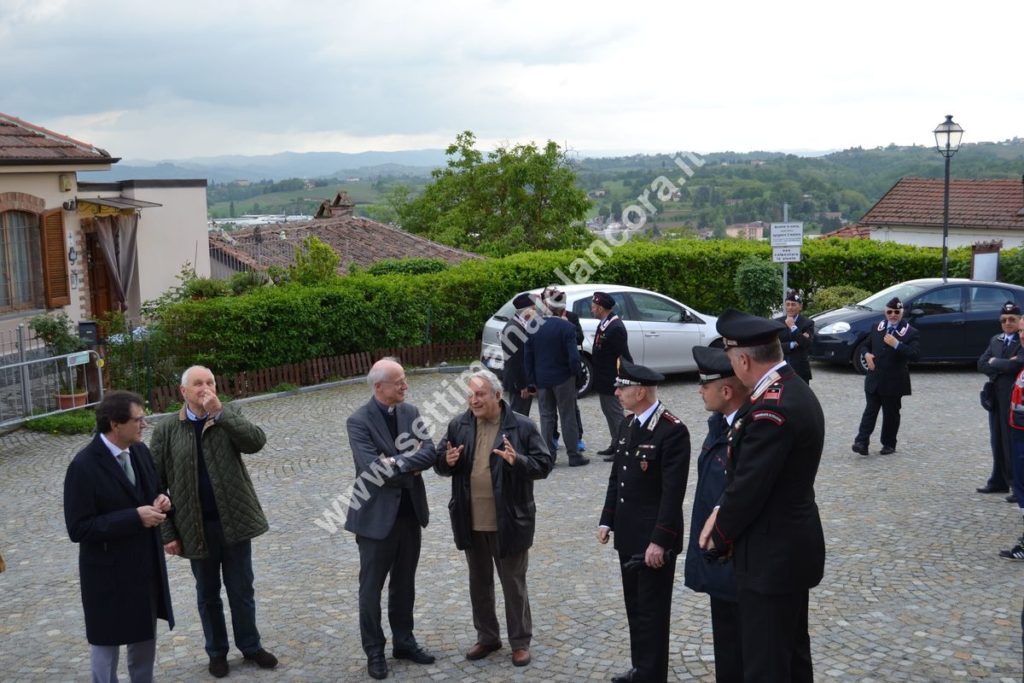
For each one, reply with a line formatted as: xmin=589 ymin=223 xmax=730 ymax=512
xmin=149 ymin=340 xmax=479 ymax=412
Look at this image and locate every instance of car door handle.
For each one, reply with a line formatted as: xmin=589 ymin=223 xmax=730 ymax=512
xmin=644 ymin=332 xmax=660 ymax=337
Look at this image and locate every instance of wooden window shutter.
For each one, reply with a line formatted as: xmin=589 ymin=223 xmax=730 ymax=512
xmin=40 ymin=209 xmax=70 ymax=308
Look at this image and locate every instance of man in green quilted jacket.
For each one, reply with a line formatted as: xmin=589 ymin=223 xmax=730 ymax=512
xmin=151 ymin=365 xmax=278 ymax=679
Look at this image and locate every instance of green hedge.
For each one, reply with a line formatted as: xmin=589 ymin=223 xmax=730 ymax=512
xmin=155 ymin=237 xmax=972 ymax=373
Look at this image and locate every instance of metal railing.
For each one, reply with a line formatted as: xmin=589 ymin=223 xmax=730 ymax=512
xmin=0 ymin=346 xmax=104 ymax=430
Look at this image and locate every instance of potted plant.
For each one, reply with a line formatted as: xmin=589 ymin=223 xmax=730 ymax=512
xmin=28 ymin=312 xmax=90 ymax=409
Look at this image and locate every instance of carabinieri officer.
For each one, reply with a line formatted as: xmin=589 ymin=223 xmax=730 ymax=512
xmin=699 ymin=309 xmax=826 ymax=683
xmin=597 ymin=359 xmax=690 ymax=683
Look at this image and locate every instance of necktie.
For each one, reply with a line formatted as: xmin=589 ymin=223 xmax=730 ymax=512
xmin=117 ymin=451 xmax=136 ymax=486
xmin=887 ymin=326 xmax=895 ymax=336
xmin=1006 ymin=336 xmax=1014 ymax=348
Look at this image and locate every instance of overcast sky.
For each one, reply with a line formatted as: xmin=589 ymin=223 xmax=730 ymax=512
xmin=2 ymin=0 xmax=1021 ymax=161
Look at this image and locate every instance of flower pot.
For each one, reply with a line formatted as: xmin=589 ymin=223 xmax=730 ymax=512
xmin=56 ymin=391 xmax=88 ymax=410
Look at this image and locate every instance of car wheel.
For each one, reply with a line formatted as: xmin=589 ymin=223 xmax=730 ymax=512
xmin=576 ymin=355 xmax=594 ymax=398
xmin=853 ymin=340 xmax=870 ymax=375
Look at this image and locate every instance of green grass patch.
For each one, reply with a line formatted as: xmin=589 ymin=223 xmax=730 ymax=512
xmin=25 ymin=409 xmax=95 ymax=435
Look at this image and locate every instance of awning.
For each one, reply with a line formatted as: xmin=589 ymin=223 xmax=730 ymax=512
xmin=78 ymin=196 xmax=163 ymax=210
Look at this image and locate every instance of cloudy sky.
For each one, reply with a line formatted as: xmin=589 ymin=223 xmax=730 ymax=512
xmin=2 ymin=0 xmax=1021 ymax=161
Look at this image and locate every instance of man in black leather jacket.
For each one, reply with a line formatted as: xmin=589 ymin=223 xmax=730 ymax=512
xmin=435 ymin=369 xmax=553 ymax=668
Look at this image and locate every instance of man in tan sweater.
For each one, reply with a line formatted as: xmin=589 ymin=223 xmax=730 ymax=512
xmin=435 ymin=369 xmax=553 ymax=668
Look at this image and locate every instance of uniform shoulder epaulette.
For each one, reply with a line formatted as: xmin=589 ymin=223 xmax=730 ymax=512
xmin=660 ymin=409 xmax=682 ymax=424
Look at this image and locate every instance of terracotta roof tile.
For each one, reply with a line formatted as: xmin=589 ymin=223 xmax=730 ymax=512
xmin=0 ymin=113 xmax=116 ymax=164
xmin=824 ymin=223 xmax=871 ymax=239
xmin=209 ymin=216 xmax=482 ymax=274
xmin=859 ymin=177 xmax=1024 ymax=231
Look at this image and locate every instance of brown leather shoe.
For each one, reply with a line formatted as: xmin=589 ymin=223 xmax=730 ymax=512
xmin=512 ymin=648 xmax=531 ymax=667
xmin=465 ymin=641 xmax=502 ymax=660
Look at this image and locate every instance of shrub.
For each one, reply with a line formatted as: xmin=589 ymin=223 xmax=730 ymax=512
xmin=733 ymin=257 xmax=783 ymax=317
xmin=182 ymin=277 xmax=229 ymax=300
xmin=25 ymin=409 xmax=95 ymax=435
xmin=807 ymin=285 xmax=873 ymax=314
xmin=367 ymin=258 xmax=450 ymax=276
xmin=228 ymin=270 xmax=269 ymax=295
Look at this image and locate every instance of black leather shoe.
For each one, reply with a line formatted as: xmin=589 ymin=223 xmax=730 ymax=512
xmin=569 ymin=457 xmax=590 ymax=467
xmin=603 ymin=454 xmax=616 ymax=462
xmin=367 ymin=651 xmax=388 ymax=679
xmin=977 ymin=485 xmax=1009 ymax=494
xmin=879 ymin=446 xmax=896 ymax=455
xmin=393 ymin=645 xmax=435 ymax=664
xmin=611 ymin=668 xmax=636 ymax=683
xmin=208 ymin=655 xmax=229 ymax=678
xmin=851 ymin=443 xmax=868 ymax=456
xmin=1007 ymin=494 xmax=1019 ymax=504
xmin=243 ymin=648 xmax=278 ymax=669
xmin=597 ymin=447 xmax=615 ymax=456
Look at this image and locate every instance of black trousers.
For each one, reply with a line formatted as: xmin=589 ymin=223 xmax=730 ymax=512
xmin=855 ymin=392 xmax=902 ymax=448
xmin=710 ymin=596 xmax=744 ymax=683
xmin=618 ymin=551 xmax=676 ymax=682
xmin=508 ymin=391 xmax=533 ymax=418
xmin=737 ymin=587 xmax=812 ymax=683
xmin=356 ymin=515 xmax=421 ymax=654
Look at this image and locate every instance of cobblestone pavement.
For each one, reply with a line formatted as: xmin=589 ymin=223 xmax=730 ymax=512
xmin=1 ymin=363 xmax=1022 ymax=682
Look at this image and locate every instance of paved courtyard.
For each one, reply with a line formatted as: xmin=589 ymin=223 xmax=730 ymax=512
xmin=1 ymin=362 xmax=1022 ymax=682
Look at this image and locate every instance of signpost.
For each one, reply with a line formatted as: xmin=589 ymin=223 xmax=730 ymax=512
xmin=771 ymin=216 xmax=804 ymax=305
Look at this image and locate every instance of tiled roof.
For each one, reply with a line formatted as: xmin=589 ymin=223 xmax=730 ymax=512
xmin=859 ymin=177 xmax=1024 ymax=231
xmin=824 ymin=223 xmax=871 ymax=239
xmin=0 ymin=112 xmax=116 ymax=164
xmin=209 ymin=216 xmax=482 ymax=274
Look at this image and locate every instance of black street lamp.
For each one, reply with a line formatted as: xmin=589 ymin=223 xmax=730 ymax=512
xmin=933 ymin=115 xmax=964 ymax=281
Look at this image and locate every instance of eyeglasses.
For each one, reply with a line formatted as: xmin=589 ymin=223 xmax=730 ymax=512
xmin=884 ymin=309 xmax=901 ymax=315
xmin=1001 ymin=317 xmax=1019 ymax=323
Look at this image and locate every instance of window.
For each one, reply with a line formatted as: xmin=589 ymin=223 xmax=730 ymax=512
xmin=628 ymin=292 xmax=686 ymax=322
xmin=912 ymin=286 xmax=963 ymax=315
xmin=968 ymin=286 xmax=1016 ymax=313
xmin=0 ymin=211 xmax=44 ymax=311
xmin=572 ymin=291 xmax=630 ymax=320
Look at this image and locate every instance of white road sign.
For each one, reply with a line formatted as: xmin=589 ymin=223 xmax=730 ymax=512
xmin=772 ymin=246 xmax=801 ymax=263
xmin=770 ymin=222 xmax=804 ymax=247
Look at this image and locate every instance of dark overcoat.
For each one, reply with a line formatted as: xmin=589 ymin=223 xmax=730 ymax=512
xmin=63 ymin=435 xmax=174 ymax=645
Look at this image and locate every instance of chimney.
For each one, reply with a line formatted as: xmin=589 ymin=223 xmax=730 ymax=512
xmin=331 ymin=191 xmax=355 ymax=217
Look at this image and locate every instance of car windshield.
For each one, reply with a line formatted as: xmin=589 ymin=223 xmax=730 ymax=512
xmin=857 ymin=283 xmax=932 ymax=311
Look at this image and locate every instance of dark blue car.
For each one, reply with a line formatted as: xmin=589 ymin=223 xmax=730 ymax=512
xmin=810 ymin=278 xmax=1024 ymax=374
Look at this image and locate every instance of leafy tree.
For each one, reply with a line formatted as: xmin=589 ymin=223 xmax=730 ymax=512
xmin=397 ymin=131 xmax=591 ymax=256
xmin=733 ymin=256 xmax=782 ymax=317
xmin=610 ymin=200 xmax=622 ymax=222
xmin=288 ymin=236 xmax=340 ymax=286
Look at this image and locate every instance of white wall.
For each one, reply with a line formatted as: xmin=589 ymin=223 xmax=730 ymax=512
xmin=871 ymin=226 xmax=1024 ymax=250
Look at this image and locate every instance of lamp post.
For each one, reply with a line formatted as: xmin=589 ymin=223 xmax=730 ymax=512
xmin=933 ymin=115 xmax=964 ymax=281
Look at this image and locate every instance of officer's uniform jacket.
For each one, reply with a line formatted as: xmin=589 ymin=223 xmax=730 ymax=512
xmin=600 ymin=402 xmax=690 ymax=556
xmin=591 ymin=314 xmax=632 ymax=395
xmin=710 ymin=364 xmax=825 ymax=595
xmin=978 ymin=331 xmax=1023 ymax=405
xmin=774 ymin=314 xmax=814 ymax=383
xmin=683 ymin=412 xmax=737 ymax=601
xmin=864 ymin=319 xmax=920 ymax=397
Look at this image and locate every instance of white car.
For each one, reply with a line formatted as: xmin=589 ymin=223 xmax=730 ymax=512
xmin=480 ymin=284 xmax=721 ymax=395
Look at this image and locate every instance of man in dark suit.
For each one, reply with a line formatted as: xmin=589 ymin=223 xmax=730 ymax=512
xmin=64 ymin=390 xmax=175 ymax=683
xmin=700 ymin=309 xmax=825 ymax=683
xmin=598 ymin=359 xmax=690 ymax=683
xmin=977 ymin=301 xmax=1023 ymax=495
xmin=345 ymin=357 xmax=438 ymax=680
xmin=775 ymin=289 xmax=814 ymax=384
xmin=591 ymin=291 xmax=633 ymax=459
xmin=685 ymin=346 xmax=749 ymax=683
xmin=500 ymin=293 xmax=538 ymax=416
xmin=852 ymin=297 xmax=921 ymax=456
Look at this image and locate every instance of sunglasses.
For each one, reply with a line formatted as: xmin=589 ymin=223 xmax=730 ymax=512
xmin=884 ymin=309 xmax=901 ymax=314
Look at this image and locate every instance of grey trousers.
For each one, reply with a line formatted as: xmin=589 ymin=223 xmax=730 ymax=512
xmin=465 ymin=531 xmax=532 ymax=650
xmin=537 ymin=377 xmax=580 ymax=461
xmin=90 ymin=638 xmax=156 ymax=683
xmin=598 ymin=392 xmax=625 ymax=448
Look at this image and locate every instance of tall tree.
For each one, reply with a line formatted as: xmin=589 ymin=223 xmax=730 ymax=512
xmin=397 ymin=131 xmax=591 ymax=256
